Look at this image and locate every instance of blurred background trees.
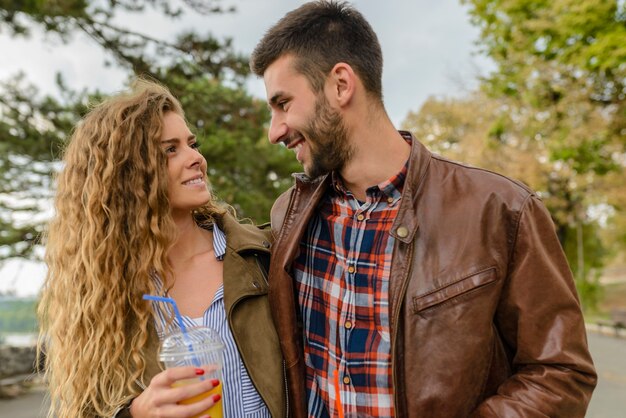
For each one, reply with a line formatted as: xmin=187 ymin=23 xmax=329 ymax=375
xmin=0 ymin=0 xmax=299 ymax=263
xmin=403 ymin=0 xmax=625 ymax=310
xmin=1 ymin=0 xmax=624 ymax=311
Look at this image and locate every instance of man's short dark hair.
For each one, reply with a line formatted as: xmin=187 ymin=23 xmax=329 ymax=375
xmin=250 ymin=0 xmax=383 ymax=101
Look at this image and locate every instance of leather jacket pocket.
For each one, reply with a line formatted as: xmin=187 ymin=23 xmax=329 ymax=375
xmin=412 ymin=267 xmax=497 ymax=313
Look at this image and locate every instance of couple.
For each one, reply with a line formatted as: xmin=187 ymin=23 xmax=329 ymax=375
xmin=39 ymin=1 xmax=596 ymax=417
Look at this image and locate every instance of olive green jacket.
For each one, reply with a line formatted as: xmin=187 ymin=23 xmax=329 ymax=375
xmin=116 ymin=213 xmax=286 ymax=417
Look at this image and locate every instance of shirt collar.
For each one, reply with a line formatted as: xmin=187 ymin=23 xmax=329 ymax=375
xmin=330 ymin=135 xmax=411 ymax=201
xmin=211 ymin=222 xmax=226 ymax=261
xmin=377 ymin=161 xmax=407 ymax=202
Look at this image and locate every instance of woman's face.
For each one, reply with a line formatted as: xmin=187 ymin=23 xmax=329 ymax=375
xmin=160 ymin=112 xmax=211 ymax=217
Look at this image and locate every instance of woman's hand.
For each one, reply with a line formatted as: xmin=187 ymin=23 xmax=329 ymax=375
xmin=129 ymin=366 xmax=220 ymax=418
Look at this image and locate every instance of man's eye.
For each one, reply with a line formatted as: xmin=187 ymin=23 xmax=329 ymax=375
xmin=278 ymin=100 xmax=288 ymax=110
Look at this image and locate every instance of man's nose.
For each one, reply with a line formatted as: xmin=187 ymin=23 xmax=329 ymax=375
xmin=268 ymin=114 xmax=288 ymax=145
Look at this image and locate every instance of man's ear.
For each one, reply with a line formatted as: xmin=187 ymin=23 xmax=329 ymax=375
xmin=327 ymin=62 xmax=356 ymax=107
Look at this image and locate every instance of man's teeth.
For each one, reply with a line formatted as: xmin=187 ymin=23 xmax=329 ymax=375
xmin=295 ymin=143 xmax=302 ymax=153
xmin=183 ymin=178 xmax=203 ymax=185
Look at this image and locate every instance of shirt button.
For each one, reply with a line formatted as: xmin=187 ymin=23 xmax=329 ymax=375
xmin=387 ymin=197 xmax=394 ymax=204
xmin=356 ymin=214 xmax=365 ymax=221
xmin=343 ymin=376 xmax=351 ymax=385
xmin=396 ymin=226 xmax=409 ymax=238
xmin=344 ymin=321 xmax=353 ymax=329
xmin=347 ymin=266 xmax=356 ymax=274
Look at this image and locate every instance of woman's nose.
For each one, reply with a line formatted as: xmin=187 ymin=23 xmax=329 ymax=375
xmin=185 ymin=145 xmax=203 ymax=167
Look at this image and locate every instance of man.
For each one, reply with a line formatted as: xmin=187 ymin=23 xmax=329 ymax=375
xmin=250 ymin=1 xmax=597 ymax=417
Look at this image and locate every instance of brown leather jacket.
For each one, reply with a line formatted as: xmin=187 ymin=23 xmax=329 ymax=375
xmin=268 ymin=132 xmax=596 ymax=418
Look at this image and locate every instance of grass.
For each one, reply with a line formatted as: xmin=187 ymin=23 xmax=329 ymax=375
xmin=600 ymin=282 xmax=626 ymax=311
xmin=584 ymin=281 xmax=626 ymax=323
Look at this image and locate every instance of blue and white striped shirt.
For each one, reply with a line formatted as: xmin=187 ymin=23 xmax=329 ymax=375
xmin=152 ymin=224 xmax=271 ymax=418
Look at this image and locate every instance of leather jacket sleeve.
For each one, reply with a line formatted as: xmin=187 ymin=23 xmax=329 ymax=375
xmin=471 ymin=195 xmax=597 ymax=417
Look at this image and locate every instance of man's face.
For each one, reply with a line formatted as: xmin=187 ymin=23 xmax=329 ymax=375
xmin=263 ymin=55 xmax=352 ymax=178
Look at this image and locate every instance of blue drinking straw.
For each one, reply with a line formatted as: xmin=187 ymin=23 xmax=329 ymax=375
xmin=143 ymin=294 xmax=201 ymax=368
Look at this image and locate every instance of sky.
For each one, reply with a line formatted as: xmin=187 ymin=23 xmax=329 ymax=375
xmin=0 ymin=0 xmax=494 ymax=297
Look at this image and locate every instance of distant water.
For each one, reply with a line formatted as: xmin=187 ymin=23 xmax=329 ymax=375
xmin=2 ymin=333 xmax=37 ymax=347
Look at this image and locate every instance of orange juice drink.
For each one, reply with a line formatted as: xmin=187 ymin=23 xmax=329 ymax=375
xmin=174 ymin=380 xmax=223 ymax=418
xmin=159 ymin=327 xmax=225 ymax=418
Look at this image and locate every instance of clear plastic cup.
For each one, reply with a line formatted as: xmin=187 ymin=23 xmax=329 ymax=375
xmin=159 ymin=326 xmax=225 ymax=418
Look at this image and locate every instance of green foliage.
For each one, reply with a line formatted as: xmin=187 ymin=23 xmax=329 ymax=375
xmin=0 ymin=297 xmax=38 ymax=334
xmin=562 ymin=222 xmax=608 ymax=278
xmin=463 ymin=0 xmax=626 ymax=102
xmin=575 ymin=276 xmax=604 ymax=313
xmin=0 ymin=73 xmax=92 ymax=259
xmin=0 ymin=1 xmax=235 ymax=75
xmin=462 ymin=0 xmax=625 ymax=174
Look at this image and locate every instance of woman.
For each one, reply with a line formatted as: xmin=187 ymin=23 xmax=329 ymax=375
xmin=38 ymin=79 xmax=285 ymax=417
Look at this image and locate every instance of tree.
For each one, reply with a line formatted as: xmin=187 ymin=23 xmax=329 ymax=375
xmin=459 ymin=0 xmax=625 ymax=189
xmin=0 ymin=74 xmax=88 ymax=260
xmin=0 ymin=0 xmax=239 ymax=77
xmin=0 ymin=0 xmax=298 ymax=262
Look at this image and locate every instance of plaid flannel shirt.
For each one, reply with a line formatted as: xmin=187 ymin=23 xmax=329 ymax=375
xmin=293 ymin=163 xmax=407 ymax=418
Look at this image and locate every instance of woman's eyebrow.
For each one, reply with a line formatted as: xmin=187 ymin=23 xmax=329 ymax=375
xmin=160 ymin=138 xmax=180 ymax=144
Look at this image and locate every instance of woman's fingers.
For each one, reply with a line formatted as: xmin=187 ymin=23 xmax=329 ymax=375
xmin=167 ymin=377 xmax=220 ymax=404
xmin=131 ymin=366 xmax=220 ymax=417
xmin=152 ymin=366 xmax=207 ymax=387
xmin=150 ymin=366 xmax=220 ymax=404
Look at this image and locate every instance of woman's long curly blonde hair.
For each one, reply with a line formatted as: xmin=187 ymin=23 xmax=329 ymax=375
xmin=38 ymin=79 xmax=224 ymax=417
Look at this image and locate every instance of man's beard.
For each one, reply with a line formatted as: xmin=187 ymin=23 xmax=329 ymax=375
xmin=301 ymin=95 xmax=353 ymax=179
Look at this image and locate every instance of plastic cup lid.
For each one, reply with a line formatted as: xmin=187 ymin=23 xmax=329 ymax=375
xmin=159 ymin=326 xmax=224 ymax=357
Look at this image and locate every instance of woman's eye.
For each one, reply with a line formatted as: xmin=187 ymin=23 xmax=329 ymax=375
xmin=190 ymin=142 xmax=200 ymax=149
xmin=165 ymin=146 xmax=176 ymax=154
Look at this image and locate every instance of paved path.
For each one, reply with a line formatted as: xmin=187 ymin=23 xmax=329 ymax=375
xmin=0 ymin=386 xmax=48 ymax=418
xmin=586 ymin=333 xmax=626 ymax=418
xmin=1 ymin=332 xmax=624 ymax=417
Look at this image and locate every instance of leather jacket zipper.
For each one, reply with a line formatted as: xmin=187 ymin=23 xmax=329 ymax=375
xmin=391 ymin=241 xmax=414 ymax=416
xmin=283 ymin=359 xmax=290 ymax=418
